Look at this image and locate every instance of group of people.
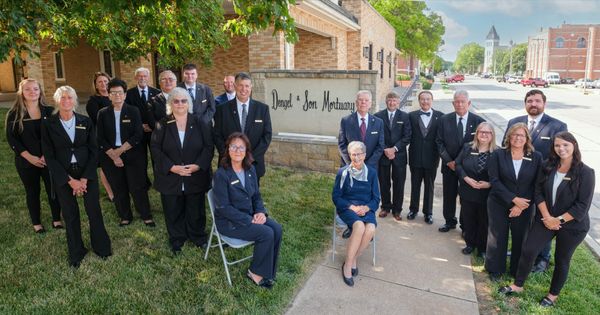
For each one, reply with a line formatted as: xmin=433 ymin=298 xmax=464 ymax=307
xmin=333 ymin=88 xmax=594 ymax=308
xmin=5 ymin=67 xmax=281 ymax=289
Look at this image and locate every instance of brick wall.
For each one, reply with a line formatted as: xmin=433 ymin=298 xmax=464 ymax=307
xmin=197 ymin=36 xmax=250 ymax=94
xmin=294 ymin=29 xmax=338 ymax=69
xmin=249 ymin=29 xmax=285 ymax=70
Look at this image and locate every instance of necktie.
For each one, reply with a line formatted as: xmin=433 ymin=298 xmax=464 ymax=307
xmin=529 ymin=120 xmax=536 ymax=134
xmin=389 ymin=112 xmax=394 ymax=128
xmin=141 ymin=89 xmax=147 ymax=104
xmin=457 ymin=117 xmax=464 ymax=144
xmin=241 ymin=104 xmax=248 ymax=131
xmin=419 ymin=111 xmax=431 ymax=116
xmin=360 ymin=118 xmax=366 ymax=142
xmin=187 ymin=88 xmax=195 ymax=101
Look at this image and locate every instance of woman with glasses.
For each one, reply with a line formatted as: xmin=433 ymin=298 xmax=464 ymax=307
xmin=86 ymin=72 xmax=114 ymax=202
xmin=486 ymin=123 xmax=542 ymax=281
xmin=151 ymin=87 xmax=213 ymax=254
xmin=213 ymin=132 xmax=282 ymax=289
xmin=332 ymin=141 xmax=380 ymax=287
xmin=96 ymin=79 xmax=153 ymax=227
xmin=455 ymin=122 xmax=497 ymax=257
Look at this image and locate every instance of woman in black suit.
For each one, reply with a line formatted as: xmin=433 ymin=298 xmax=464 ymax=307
xmin=85 ymin=72 xmax=114 ymax=202
xmin=486 ymin=122 xmax=542 ymax=281
xmin=455 ymin=122 xmax=497 ymax=257
xmin=97 ymin=79 xmax=153 ymax=227
xmin=151 ymin=87 xmax=213 ymax=254
xmin=41 ymin=86 xmax=112 ymax=267
xmin=213 ymin=132 xmax=282 ymax=289
xmin=5 ymin=78 xmax=62 ymax=233
xmin=499 ymin=132 xmax=595 ymax=307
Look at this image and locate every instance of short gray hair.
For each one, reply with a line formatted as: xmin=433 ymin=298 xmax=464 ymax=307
xmin=53 ymin=85 xmax=79 ymax=112
xmin=134 ymin=67 xmax=150 ymax=76
xmin=166 ymin=87 xmax=193 ymax=115
xmin=348 ymin=141 xmax=366 ymax=154
xmin=159 ymin=70 xmax=177 ymax=82
xmin=356 ymin=90 xmax=372 ymax=101
xmin=453 ymin=89 xmax=469 ymax=100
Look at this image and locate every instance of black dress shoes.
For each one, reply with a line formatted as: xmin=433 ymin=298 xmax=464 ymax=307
xmin=424 ymin=215 xmax=433 ymax=224
xmin=342 ymin=228 xmax=352 ymax=239
xmin=341 ymin=263 xmax=354 ymax=287
xmin=407 ymin=211 xmax=417 ymax=220
xmin=540 ymin=296 xmax=555 ymax=307
xmin=351 ymin=267 xmax=358 ymax=276
xmin=246 ymin=271 xmax=273 ymax=289
xmin=489 ymin=272 xmax=502 ymax=282
xmin=462 ymin=246 xmax=475 ymax=255
xmin=438 ymin=224 xmax=456 ymax=232
xmin=531 ymin=260 xmax=549 ymax=273
xmin=498 ymin=286 xmax=520 ymax=295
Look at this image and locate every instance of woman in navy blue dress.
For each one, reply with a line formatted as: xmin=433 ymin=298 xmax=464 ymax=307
xmin=332 ymin=141 xmax=380 ymax=287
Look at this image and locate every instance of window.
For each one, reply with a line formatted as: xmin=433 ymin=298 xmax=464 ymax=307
xmin=99 ymin=49 xmax=114 ymax=77
xmin=54 ymin=52 xmax=65 ymax=80
xmin=555 ymin=37 xmax=564 ymax=48
xmin=577 ymin=37 xmax=586 ymax=48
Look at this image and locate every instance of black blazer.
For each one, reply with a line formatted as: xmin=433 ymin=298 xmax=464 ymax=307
xmin=213 ymin=98 xmax=272 ymax=177
xmin=215 ymin=92 xmax=229 ymax=106
xmin=374 ymin=109 xmax=412 ymax=165
xmin=534 ymin=163 xmax=595 ymax=231
xmin=488 ymin=148 xmax=543 ymax=208
xmin=338 ymin=112 xmax=385 ymax=168
xmin=150 ymin=114 xmax=213 ymax=195
xmin=41 ymin=112 xmax=98 ymax=185
xmin=6 ymin=105 xmax=55 ymax=169
xmin=455 ymin=144 xmax=491 ymax=203
xmin=124 ymin=86 xmax=160 ymax=127
xmin=436 ymin=112 xmax=485 ymax=173
xmin=86 ymin=95 xmax=111 ymax=126
xmin=408 ymin=109 xmax=444 ymax=169
xmin=177 ymin=83 xmax=216 ymax=124
xmin=212 ymin=166 xmax=267 ymax=232
xmin=504 ymin=114 xmax=567 ymax=159
xmin=146 ymin=93 xmax=167 ymax=130
xmin=96 ymin=104 xmax=144 ymax=164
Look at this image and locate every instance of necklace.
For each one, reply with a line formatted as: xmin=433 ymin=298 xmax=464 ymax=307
xmin=61 ymin=117 xmax=75 ymax=130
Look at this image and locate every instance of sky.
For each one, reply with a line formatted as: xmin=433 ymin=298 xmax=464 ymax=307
xmin=425 ymin=0 xmax=600 ymax=61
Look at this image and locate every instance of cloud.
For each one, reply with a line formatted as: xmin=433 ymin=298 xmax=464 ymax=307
xmin=549 ymin=0 xmax=598 ymax=12
xmin=435 ymin=11 xmax=469 ymax=39
xmin=444 ymin=0 xmax=532 ymax=17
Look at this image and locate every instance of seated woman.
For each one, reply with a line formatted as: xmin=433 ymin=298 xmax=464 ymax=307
xmin=332 ymin=141 xmax=380 ymax=287
xmin=213 ymin=132 xmax=282 ymax=289
xmin=499 ymin=132 xmax=595 ymax=307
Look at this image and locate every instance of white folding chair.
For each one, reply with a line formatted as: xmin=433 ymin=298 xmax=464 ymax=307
xmin=204 ymin=189 xmax=254 ymax=286
xmin=332 ymin=208 xmax=376 ymax=265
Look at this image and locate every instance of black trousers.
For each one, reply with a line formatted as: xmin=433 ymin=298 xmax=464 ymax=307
xmin=378 ymin=161 xmax=407 ymax=214
xmin=16 ymin=165 xmax=61 ymax=225
xmin=55 ymin=174 xmax=112 ymax=265
xmin=442 ymin=170 xmax=459 ymax=226
xmin=461 ymin=199 xmax=488 ymax=252
xmin=409 ymin=166 xmax=437 ymax=215
xmin=102 ymin=159 xmax=152 ymax=221
xmin=485 ymin=199 xmax=532 ymax=276
xmin=514 ymin=220 xmax=587 ymax=295
xmin=160 ymin=192 xmax=207 ymax=250
xmin=221 ymin=218 xmax=282 ymax=280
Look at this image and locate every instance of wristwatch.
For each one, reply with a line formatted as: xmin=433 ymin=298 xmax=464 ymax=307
xmin=558 ymin=215 xmax=566 ymax=224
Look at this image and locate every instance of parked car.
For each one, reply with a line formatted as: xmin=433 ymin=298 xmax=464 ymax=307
xmin=544 ymin=72 xmax=561 ymax=84
xmin=521 ymin=78 xmax=548 ymax=88
xmin=446 ymin=74 xmax=464 ymax=83
xmin=560 ymin=77 xmax=575 ymax=84
xmin=507 ymin=76 xmax=522 ymax=84
xmin=495 ymin=75 xmax=506 ymax=82
xmin=575 ymin=78 xmax=594 ymax=88
xmin=593 ymin=79 xmax=600 ymax=89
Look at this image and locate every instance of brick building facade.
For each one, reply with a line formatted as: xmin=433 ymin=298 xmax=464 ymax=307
xmin=526 ymin=24 xmax=600 ymax=80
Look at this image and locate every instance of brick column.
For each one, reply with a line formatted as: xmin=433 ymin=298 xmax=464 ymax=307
xmin=248 ymin=29 xmax=286 ymax=70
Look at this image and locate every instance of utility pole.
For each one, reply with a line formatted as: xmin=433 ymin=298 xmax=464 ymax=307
xmin=509 ymin=40 xmax=514 ymax=74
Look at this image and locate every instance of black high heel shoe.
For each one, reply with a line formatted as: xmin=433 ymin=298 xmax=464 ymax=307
xmin=341 ymin=263 xmax=354 ymax=287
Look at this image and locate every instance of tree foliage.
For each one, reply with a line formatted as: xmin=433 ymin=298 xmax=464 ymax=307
xmin=453 ymin=43 xmax=484 ymax=74
xmin=0 ymin=0 xmax=298 ymax=67
xmin=490 ymin=42 xmax=527 ymax=75
xmin=370 ymin=0 xmax=445 ymax=61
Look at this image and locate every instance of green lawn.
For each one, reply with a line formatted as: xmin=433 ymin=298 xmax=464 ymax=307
xmin=0 ymin=109 xmax=335 ymax=314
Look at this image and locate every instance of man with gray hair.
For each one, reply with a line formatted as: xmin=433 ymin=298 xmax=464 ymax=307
xmin=436 ymin=90 xmax=485 ymax=232
xmin=147 ymin=70 xmax=177 ymax=130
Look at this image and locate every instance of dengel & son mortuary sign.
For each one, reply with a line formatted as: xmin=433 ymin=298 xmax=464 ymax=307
xmin=265 ymin=78 xmax=359 ymax=137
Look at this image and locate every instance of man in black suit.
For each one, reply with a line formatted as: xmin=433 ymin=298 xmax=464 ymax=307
xmin=338 ymin=90 xmax=385 ymax=170
xmin=213 ymin=72 xmax=272 ymax=183
xmin=179 ymin=63 xmax=216 ymax=124
xmin=504 ymin=89 xmax=567 ymax=273
xmin=407 ymin=91 xmax=444 ymax=224
xmin=215 ymin=75 xmax=236 ymax=106
xmin=374 ymin=91 xmax=411 ymax=221
xmin=147 ymin=70 xmax=177 ymax=131
xmin=436 ymin=90 xmax=485 ymax=232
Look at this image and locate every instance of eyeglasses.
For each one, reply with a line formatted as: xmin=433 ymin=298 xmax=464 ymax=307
xmin=511 ymin=134 xmax=526 ymax=139
xmin=160 ymin=78 xmax=176 ymax=82
xmin=172 ymin=99 xmax=188 ymax=104
xmin=109 ymin=91 xmax=124 ymax=96
xmin=229 ymin=145 xmax=246 ymax=152
xmin=478 ymin=131 xmax=492 ymax=135
xmin=350 ymin=152 xmax=365 ymax=158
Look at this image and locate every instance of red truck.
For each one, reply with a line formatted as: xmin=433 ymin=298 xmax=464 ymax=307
xmin=521 ymin=78 xmax=548 ymax=88
xmin=446 ymin=74 xmax=465 ymax=83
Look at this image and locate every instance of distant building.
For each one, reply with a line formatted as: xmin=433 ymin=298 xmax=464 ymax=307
xmin=483 ymin=26 xmax=508 ymax=74
xmin=526 ymin=23 xmax=600 ymax=80
xmin=396 ymin=54 xmax=419 ymax=78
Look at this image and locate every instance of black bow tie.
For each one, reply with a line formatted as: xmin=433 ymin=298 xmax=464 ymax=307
xmin=419 ymin=111 xmax=431 ymax=117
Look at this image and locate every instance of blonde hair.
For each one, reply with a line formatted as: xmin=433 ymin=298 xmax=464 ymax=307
xmin=471 ymin=122 xmax=498 ymax=152
xmin=5 ymin=78 xmax=47 ymax=133
xmin=504 ymin=122 xmax=534 ymax=154
xmin=166 ymin=87 xmax=193 ymax=115
xmin=53 ymin=86 xmax=79 ymax=113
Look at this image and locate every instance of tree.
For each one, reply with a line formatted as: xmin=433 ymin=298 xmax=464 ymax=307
xmin=453 ymin=43 xmax=484 ymax=74
xmin=0 ymin=0 xmax=298 ymax=67
xmin=370 ymin=0 xmax=445 ymax=61
xmin=510 ymin=43 xmax=527 ymax=75
xmin=492 ymin=49 xmax=508 ymax=75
